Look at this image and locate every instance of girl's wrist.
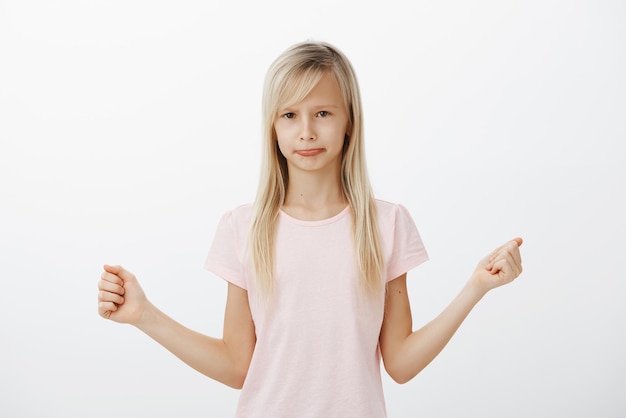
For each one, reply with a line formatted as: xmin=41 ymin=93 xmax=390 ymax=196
xmin=133 ymin=299 xmax=157 ymax=330
xmin=464 ymin=276 xmax=490 ymax=301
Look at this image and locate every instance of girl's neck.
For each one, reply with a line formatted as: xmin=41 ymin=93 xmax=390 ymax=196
xmin=282 ymin=170 xmax=347 ymax=221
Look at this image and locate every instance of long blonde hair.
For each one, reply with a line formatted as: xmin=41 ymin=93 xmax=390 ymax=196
xmin=250 ymin=40 xmax=384 ymax=296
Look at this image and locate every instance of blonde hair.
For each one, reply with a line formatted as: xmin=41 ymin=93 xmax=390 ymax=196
xmin=250 ymin=40 xmax=384 ymax=296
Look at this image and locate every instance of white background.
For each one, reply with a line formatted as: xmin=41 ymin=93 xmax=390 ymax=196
xmin=1 ymin=1 xmax=624 ymax=417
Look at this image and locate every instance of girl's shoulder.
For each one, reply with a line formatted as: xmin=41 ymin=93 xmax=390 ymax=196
xmin=228 ymin=202 xmax=254 ymax=217
xmin=374 ymin=199 xmax=417 ymax=229
xmin=217 ymin=203 xmax=254 ymax=230
xmin=374 ymin=198 xmax=408 ymax=217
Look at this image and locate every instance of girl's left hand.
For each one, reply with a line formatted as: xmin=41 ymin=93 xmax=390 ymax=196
xmin=470 ymin=237 xmax=523 ymax=293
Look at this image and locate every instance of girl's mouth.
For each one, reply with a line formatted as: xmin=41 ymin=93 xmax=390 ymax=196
xmin=295 ymin=148 xmax=324 ymax=156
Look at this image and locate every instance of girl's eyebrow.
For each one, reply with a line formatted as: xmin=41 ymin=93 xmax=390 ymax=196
xmin=316 ymin=104 xmax=341 ymax=109
xmin=278 ymin=104 xmax=340 ymax=112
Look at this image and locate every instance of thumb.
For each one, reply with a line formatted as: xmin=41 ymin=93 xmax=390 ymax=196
xmin=103 ymin=264 xmax=136 ymax=282
xmin=512 ymin=237 xmax=523 ymax=247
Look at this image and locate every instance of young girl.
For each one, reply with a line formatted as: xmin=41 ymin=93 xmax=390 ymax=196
xmin=97 ymin=40 xmax=523 ymax=417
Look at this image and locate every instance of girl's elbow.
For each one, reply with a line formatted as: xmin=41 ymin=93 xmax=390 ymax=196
xmin=231 ymin=362 xmax=251 ymax=389
xmin=206 ymin=358 xmax=250 ymax=389
xmin=384 ymin=362 xmax=418 ymax=384
xmin=387 ymin=370 xmax=414 ymax=385
xmin=221 ymin=368 xmax=248 ymax=389
xmin=228 ymin=376 xmax=245 ymax=390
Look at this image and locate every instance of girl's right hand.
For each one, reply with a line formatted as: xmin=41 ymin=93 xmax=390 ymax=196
xmin=98 ymin=264 xmax=149 ymax=326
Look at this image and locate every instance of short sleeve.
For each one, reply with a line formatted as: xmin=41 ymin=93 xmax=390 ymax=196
xmin=204 ymin=210 xmax=247 ymax=289
xmin=385 ymin=204 xmax=429 ymax=281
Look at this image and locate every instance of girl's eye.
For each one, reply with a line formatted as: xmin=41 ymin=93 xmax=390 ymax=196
xmin=317 ymin=111 xmax=329 ymax=117
xmin=282 ymin=112 xmax=295 ymax=119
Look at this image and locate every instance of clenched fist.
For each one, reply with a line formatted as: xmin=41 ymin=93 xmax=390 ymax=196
xmin=98 ymin=265 xmax=149 ymax=326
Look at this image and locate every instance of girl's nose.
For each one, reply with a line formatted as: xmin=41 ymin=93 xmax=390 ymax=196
xmin=299 ymin=119 xmax=316 ymax=141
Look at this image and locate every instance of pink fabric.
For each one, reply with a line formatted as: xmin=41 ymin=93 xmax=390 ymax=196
xmin=205 ymin=200 xmax=428 ymax=417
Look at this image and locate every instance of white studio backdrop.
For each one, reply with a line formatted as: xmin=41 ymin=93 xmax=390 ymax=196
xmin=0 ymin=1 xmax=624 ymax=417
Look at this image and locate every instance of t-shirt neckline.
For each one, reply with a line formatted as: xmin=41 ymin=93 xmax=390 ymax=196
xmin=279 ymin=205 xmax=350 ymax=226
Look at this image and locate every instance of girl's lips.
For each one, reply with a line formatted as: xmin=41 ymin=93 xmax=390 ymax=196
xmin=295 ymin=148 xmax=324 ymax=156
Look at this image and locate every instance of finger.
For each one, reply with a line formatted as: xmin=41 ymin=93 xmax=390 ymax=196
xmin=103 ymin=264 xmax=136 ymax=282
xmin=98 ymin=279 xmax=125 ymax=296
xmin=487 ymin=243 xmax=507 ymax=265
xmin=98 ymin=301 xmax=118 ymax=319
xmin=487 ymin=247 xmax=503 ymax=270
xmin=490 ymin=238 xmax=521 ymax=256
xmin=492 ymin=257 xmax=522 ymax=281
xmin=511 ymin=246 xmax=522 ymax=270
xmin=491 ymin=259 xmax=508 ymax=276
xmin=505 ymin=237 xmax=523 ymax=266
xmin=488 ymin=238 xmax=523 ymax=269
xmin=490 ymin=259 xmax=512 ymax=282
xmin=99 ymin=290 xmax=125 ymax=305
xmin=490 ymin=249 xmax=519 ymax=274
xmin=100 ymin=271 xmax=124 ymax=287
xmin=493 ymin=241 xmax=521 ymax=268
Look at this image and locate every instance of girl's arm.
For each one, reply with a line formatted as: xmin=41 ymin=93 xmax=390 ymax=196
xmin=379 ymin=238 xmax=523 ymax=384
xmin=98 ymin=265 xmax=256 ymax=389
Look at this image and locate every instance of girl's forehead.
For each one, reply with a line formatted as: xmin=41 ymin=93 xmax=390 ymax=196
xmin=278 ymin=72 xmax=344 ymax=108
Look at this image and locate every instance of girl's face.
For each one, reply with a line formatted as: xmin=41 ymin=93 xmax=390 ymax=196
xmin=274 ymin=72 xmax=349 ymax=177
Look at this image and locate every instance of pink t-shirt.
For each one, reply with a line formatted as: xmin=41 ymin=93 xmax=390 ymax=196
xmin=205 ymin=200 xmax=428 ymax=417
